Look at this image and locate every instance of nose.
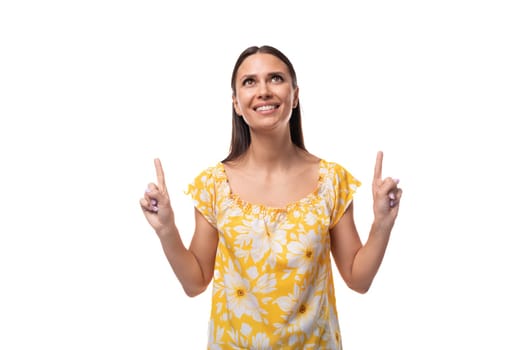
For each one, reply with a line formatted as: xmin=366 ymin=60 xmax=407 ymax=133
xmin=257 ymin=81 xmax=272 ymax=99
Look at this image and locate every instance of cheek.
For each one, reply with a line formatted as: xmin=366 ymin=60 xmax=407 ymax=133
xmin=235 ymin=95 xmax=251 ymax=114
xmin=277 ymin=87 xmax=295 ymax=105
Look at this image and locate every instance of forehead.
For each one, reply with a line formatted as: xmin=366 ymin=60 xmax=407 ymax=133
xmin=237 ymin=53 xmax=289 ymax=76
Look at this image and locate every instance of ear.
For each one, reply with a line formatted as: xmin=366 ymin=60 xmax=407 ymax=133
xmin=232 ymin=94 xmax=242 ymax=116
xmin=293 ymin=86 xmax=299 ymax=108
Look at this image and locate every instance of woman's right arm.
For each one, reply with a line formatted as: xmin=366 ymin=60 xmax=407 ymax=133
xmin=158 ymin=209 xmax=218 ymax=297
xmin=140 ymin=158 xmax=218 ymax=297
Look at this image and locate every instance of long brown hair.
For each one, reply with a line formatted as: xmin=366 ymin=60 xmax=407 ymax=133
xmin=222 ymin=45 xmax=306 ymax=163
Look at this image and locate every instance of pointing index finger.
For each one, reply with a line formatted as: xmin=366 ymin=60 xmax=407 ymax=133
xmin=374 ymin=151 xmax=383 ymax=180
xmin=154 ymin=158 xmax=166 ymax=191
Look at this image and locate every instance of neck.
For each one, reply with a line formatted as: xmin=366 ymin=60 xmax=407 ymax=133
xmin=243 ymin=133 xmax=299 ymax=171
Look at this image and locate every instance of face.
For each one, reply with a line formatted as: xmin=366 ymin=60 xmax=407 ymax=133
xmin=232 ymin=53 xmax=299 ymax=132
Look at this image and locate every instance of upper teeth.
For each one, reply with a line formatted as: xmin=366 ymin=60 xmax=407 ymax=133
xmin=256 ymin=105 xmax=275 ymax=111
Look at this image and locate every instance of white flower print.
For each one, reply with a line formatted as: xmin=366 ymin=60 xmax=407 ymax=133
xmin=326 ymin=303 xmax=342 ymax=348
xmin=246 ymin=266 xmax=258 ymax=279
xmin=271 ymin=223 xmax=294 ymax=251
xmin=217 ymin=205 xmax=243 ymax=229
xmin=234 ymin=218 xmax=269 ymax=262
xmin=286 ymin=229 xmax=321 ymax=274
xmin=274 ymin=283 xmax=301 ymax=319
xmin=288 ymin=295 xmax=320 ymax=336
xmin=198 ymin=187 xmax=210 ymax=203
xmin=253 ymin=273 xmax=277 ymax=294
xmin=265 ymin=222 xmax=293 ymax=268
xmin=288 ymin=334 xmax=299 ymax=346
xmin=252 ymin=332 xmax=271 ymax=349
xmin=208 ymin=319 xmax=224 ymax=349
xmin=241 ymin=323 xmax=252 ymax=337
xmin=226 ymin=329 xmax=249 ymax=349
xmin=223 ymin=261 xmax=263 ymax=322
xmin=189 ymin=161 xmax=360 ymax=349
xmin=274 ymin=283 xmax=320 ymax=337
xmin=304 ymin=212 xmax=318 ymax=226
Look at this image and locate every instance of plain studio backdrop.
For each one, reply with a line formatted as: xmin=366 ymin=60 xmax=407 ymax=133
xmin=1 ymin=1 xmax=524 ymax=349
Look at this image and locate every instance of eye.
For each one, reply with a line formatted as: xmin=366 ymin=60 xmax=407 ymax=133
xmin=271 ymin=74 xmax=284 ymax=83
xmin=242 ymin=77 xmax=255 ymax=86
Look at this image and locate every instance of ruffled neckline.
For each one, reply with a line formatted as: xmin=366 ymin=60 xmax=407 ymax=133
xmin=215 ymin=159 xmax=328 ymax=213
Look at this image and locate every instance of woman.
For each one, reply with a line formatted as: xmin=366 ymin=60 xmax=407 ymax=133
xmin=140 ymin=45 xmax=402 ymax=349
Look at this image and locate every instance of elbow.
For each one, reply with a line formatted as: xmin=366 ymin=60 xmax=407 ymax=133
xmin=184 ymin=290 xmax=201 ymax=298
xmin=345 ymin=279 xmax=372 ymax=294
xmin=352 ymin=284 xmax=370 ymax=294
xmin=183 ymin=285 xmax=207 ymax=298
xmin=180 ymin=273 xmax=212 ymax=297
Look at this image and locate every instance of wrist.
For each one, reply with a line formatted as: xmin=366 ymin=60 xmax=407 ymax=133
xmin=371 ymin=218 xmax=394 ymax=236
xmin=156 ymin=224 xmax=179 ymax=241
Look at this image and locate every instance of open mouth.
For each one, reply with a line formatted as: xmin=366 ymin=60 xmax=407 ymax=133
xmin=255 ymin=104 xmax=279 ymax=112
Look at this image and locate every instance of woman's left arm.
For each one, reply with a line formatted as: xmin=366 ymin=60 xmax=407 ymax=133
xmin=330 ymin=151 xmax=403 ymax=293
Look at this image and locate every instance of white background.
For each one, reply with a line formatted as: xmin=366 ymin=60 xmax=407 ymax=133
xmin=1 ymin=1 xmax=524 ymax=349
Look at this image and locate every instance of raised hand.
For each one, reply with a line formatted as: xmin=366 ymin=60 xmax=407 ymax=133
xmin=372 ymin=151 xmax=402 ymax=227
xmin=140 ymin=158 xmax=176 ymax=237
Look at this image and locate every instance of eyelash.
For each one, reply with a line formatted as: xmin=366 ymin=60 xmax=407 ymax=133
xmin=242 ymin=74 xmax=284 ymax=86
xmin=242 ymin=78 xmax=255 ymax=86
xmin=271 ymin=74 xmax=284 ymax=83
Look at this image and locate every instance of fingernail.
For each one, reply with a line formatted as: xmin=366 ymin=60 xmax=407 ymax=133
xmin=389 ymin=199 xmax=395 ymax=207
xmin=389 ymin=192 xmax=395 ymax=199
xmin=145 ymin=188 xmax=151 ymax=193
xmin=394 ymin=178 xmax=400 ymax=184
xmin=152 ymin=206 xmax=158 ymax=212
xmin=151 ymin=199 xmax=157 ymax=206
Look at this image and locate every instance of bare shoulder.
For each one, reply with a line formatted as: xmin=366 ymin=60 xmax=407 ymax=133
xmin=296 ymin=149 xmax=321 ymax=173
xmin=298 ymin=149 xmax=321 ymax=163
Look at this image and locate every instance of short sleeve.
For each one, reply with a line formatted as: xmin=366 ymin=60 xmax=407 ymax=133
xmin=329 ymin=163 xmax=361 ymax=229
xmin=185 ymin=167 xmax=217 ymax=228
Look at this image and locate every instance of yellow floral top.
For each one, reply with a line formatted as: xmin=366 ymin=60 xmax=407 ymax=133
xmin=187 ymin=159 xmax=360 ymax=349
